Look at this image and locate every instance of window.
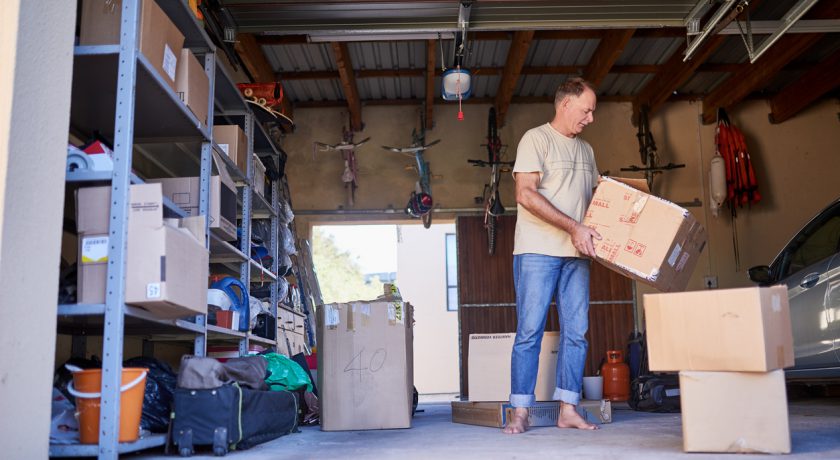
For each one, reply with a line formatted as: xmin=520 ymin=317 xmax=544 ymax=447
xmin=445 ymin=233 xmax=458 ymax=311
xmin=777 ymin=203 xmax=840 ymax=279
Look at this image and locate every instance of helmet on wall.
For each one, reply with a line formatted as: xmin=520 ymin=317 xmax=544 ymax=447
xmin=405 ymin=191 xmax=433 ymax=218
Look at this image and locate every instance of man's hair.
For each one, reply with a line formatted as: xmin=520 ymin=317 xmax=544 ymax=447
xmin=554 ymin=77 xmax=593 ymax=105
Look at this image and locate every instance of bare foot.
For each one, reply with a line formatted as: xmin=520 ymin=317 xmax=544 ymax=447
xmin=557 ymin=403 xmax=599 ymax=430
xmin=502 ymin=407 xmax=529 ymax=434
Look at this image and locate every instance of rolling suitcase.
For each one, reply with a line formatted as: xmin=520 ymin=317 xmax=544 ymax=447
xmin=172 ymin=383 xmax=297 ymax=456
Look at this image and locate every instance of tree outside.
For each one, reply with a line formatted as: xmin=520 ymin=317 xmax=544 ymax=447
xmin=312 ymin=227 xmax=386 ymax=303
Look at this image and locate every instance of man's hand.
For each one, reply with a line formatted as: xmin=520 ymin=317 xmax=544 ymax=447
xmin=571 ymin=224 xmax=601 ymax=257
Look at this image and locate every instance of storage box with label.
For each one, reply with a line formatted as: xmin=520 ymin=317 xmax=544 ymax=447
xmin=582 ymin=177 xmax=706 ymax=292
xmin=76 ymin=184 xmax=209 ymax=318
xmin=79 ymin=0 xmax=185 ymax=92
xmin=679 ymin=370 xmax=790 ymax=454
xmin=213 ymin=125 xmax=248 ymax=174
xmin=317 ymin=300 xmax=414 ymax=431
xmin=468 ymin=332 xmax=559 ymax=402
xmin=451 ymin=400 xmax=611 ymax=428
xmin=148 ymin=152 xmax=238 ymax=241
xmin=175 ymin=48 xmax=209 ymax=127
xmin=644 ymin=286 xmax=794 ymax=372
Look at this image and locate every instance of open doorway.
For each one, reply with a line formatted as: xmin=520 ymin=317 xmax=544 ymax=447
xmin=312 ymin=223 xmax=460 ymax=400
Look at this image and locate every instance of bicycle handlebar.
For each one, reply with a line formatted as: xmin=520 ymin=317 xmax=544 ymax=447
xmin=468 ymin=159 xmax=515 ymax=167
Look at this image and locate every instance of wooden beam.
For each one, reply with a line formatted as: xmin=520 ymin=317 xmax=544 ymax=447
xmin=583 ymin=28 xmax=635 ymax=88
xmin=769 ymin=48 xmax=840 ymax=124
xmin=634 ymin=35 xmax=726 ymax=116
xmin=294 ymin=93 xmax=702 ymax=108
xmin=235 ymin=33 xmax=293 ymax=119
xmin=331 ymin=41 xmax=363 ymax=131
xmin=495 ymin=30 xmax=535 ymax=127
xmin=701 ymin=33 xmax=823 ymax=124
xmin=255 ymin=35 xmax=310 ymax=45
xmin=425 ymin=39 xmax=435 ymax=130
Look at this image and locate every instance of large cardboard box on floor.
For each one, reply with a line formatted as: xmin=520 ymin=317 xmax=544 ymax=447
xmin=468 ymin=332 xmax=559 ymax=401
xmin=644 ymin=286 xmax=794 ymax=372
xmin=148 ymin=151 xmax=238 ymax=241
xmin=175 ymin=48 xmax=210 ymax=127
xmin=79 ymin=0 xmax=184 ymax=92
xmin=317 ymin=300 xmax=414 ymax=431
xmin=582 ymin=177 xmax=706 ymax=292
xmin=451 ymin=400 xmax=611 ymax=428
xmin=680 ymin=370 xmax=790 ymax=454
xmin=76 ymin=184 xmax=209 ymax=318
xmin=213 ymin=125 xmax=249 ymax=175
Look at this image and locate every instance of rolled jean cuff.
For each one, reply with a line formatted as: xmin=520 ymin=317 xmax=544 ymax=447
xmin=553 ymin=388 xmax=580 ymax=406
xmin=509 ymin=393 xmax=535 ymax=408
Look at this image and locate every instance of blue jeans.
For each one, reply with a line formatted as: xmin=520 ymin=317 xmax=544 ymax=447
xmin=510 ymin=254 xmax=590 ymax=407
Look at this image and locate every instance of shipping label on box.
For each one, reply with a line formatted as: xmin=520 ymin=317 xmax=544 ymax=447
xmin=644 ymin=286 xmax=794 ymax=372
xmin=468 ymin=332 xmax=559 ymax=402
xmin=583 ymin=177 xmax=706 ymax=292
xmin=81 ymin=236 xmax=109 ymax=263
xmin=679 ymin=370 xmax=790 ymax=454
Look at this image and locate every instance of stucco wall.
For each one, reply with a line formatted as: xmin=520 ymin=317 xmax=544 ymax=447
xmin=397 ymin=223 xmax=460 ymax=395
xmin=291 ymin=98 xmax=840 ymax=297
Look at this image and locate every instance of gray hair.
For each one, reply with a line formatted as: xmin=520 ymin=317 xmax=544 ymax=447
xmin=554 ymin=77 xmax=594 ymax=105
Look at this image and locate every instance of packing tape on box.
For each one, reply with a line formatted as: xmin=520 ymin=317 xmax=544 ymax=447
xmin=771 ymin=294 xmax=782 ymax=312
xmin=348 ymin=302 xmax=359 ymax=332
xmin=360 ymin=303 xmax=370 ymax=327
xmin=387 ymin=301 xmax=404 ymax=325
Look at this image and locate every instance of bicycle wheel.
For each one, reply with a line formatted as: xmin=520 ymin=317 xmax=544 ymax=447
xmin=422 ymin=211 xmax=432 ymax=229
xmin=487 ymin=107 xmax=498 ymax=163
xmin=487 ymin=213 xmax=497 ymax=256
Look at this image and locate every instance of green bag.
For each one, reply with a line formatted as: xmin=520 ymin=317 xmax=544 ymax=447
xmin=263 ymin=353 xmax=312 ymax=392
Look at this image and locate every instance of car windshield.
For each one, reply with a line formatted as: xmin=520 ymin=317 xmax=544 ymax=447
xmin=774 ymin=202 xmax=840 ymax=280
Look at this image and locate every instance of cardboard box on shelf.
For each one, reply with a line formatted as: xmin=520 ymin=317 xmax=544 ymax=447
xmin=468 ymin=332 xmax=559 ymax=402
xmin=582 ymin=177 xmax=706 ymax=292
xmin=76 ymin=184 xmax=209 ymax=318
xmin=213 ymin=125 xmax=248 ymax=175
xmin=253 ymin=154 xmax=267 ymax=197
xmin=451 ymin=400 xmax=611 ymax=428
xmin=148 ymin=151 xmax=238 ymax=241
xmin=79 ymin=0 xmax=185 ymax=92
xmin=175 ymin=48 xmax=209 ymax=127
xmin=317 ymin=301 xmax=414 ymax=431
xmin=644 ymin=286 xmax=794 ymax=372
xmin=680 ymin=370 xmax=790 ymax=454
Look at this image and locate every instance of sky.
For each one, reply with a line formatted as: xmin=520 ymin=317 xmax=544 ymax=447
xmin=316 ymin=224 xmax=398 ymax=274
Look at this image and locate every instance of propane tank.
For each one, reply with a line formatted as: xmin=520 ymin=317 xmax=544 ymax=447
xmin=601 ymin=350 xmax=630 ymax=401
xmin=709 ymin=153 xmax=727 ymax=217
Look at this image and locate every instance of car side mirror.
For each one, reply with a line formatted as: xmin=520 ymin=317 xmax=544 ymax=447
xmin=748 ymin=265 xmax=772 ymax=285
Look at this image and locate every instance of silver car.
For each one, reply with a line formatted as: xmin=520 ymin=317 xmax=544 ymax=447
xmin=749 ymin=198 xmax=840 ymax=379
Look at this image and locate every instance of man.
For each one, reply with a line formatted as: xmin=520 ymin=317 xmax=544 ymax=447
xmin=503 ymin=77 xmax=601 ymax=434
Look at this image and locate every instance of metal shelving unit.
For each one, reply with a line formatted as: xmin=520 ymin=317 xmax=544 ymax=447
xmin=50 ymin=0 xmax=285 ymax=457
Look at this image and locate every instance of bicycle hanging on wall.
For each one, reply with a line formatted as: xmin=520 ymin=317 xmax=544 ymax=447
xmin=620 ymin=106 xmax=684 ymax=194
xmin=382 ymin=111 xmax=440 ymax=228
xmin=313 ymin=125 xmax=370 ymax=208
xmin=467 ymin=107 xmax=513 ymax=255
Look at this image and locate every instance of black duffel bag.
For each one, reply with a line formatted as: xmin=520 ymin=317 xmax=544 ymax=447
xmin=628 ymin=373 xmax=681 ymax=413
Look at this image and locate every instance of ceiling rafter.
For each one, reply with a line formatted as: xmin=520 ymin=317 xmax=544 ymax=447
xmin=769 ymin=47 xmax=840 ymax=124
xmin=494 ymin=30 xmax=535 ymax=127
xmin=583 ymin=28 xmax=636 ymax=88
xmin=700 ymin=33 xmax=823 ymax=124
xmin=425 ymin=39 xmax=435 ymax=130
xmin=235 ymin=33 xmax=293 ymax=119
xmin=331 ymin=41 xmax=363 ymax=131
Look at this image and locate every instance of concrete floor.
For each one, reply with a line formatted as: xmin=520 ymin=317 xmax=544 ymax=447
xmin=133 ymin=396 xmax=840 ymax=459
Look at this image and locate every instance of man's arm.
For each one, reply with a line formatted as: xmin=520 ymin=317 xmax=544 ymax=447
xmin=514 ymin=172 xmax=601 ymax=257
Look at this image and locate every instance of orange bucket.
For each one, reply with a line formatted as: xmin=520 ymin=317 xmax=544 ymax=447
xmin=68 ymin=368 xmax=148 ymax=444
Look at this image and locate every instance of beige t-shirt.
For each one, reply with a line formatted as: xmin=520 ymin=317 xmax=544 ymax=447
xmin=512 ymin=123 xmax=599 ymax=257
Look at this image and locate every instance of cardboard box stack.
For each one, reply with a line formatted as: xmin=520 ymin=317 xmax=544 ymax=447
xmin=76 ymin=184 xmax=209 ymax=319
xmin=583 ymin=177 xmax=706 ymax=292
xmin=317 ymin=297 xmax=414 ymax=431
xmin=644 ymin=286 xmax=794 ymax=454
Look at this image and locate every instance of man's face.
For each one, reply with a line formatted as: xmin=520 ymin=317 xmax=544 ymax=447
xmin=559 ymin=88 xmax=596 ymax=136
